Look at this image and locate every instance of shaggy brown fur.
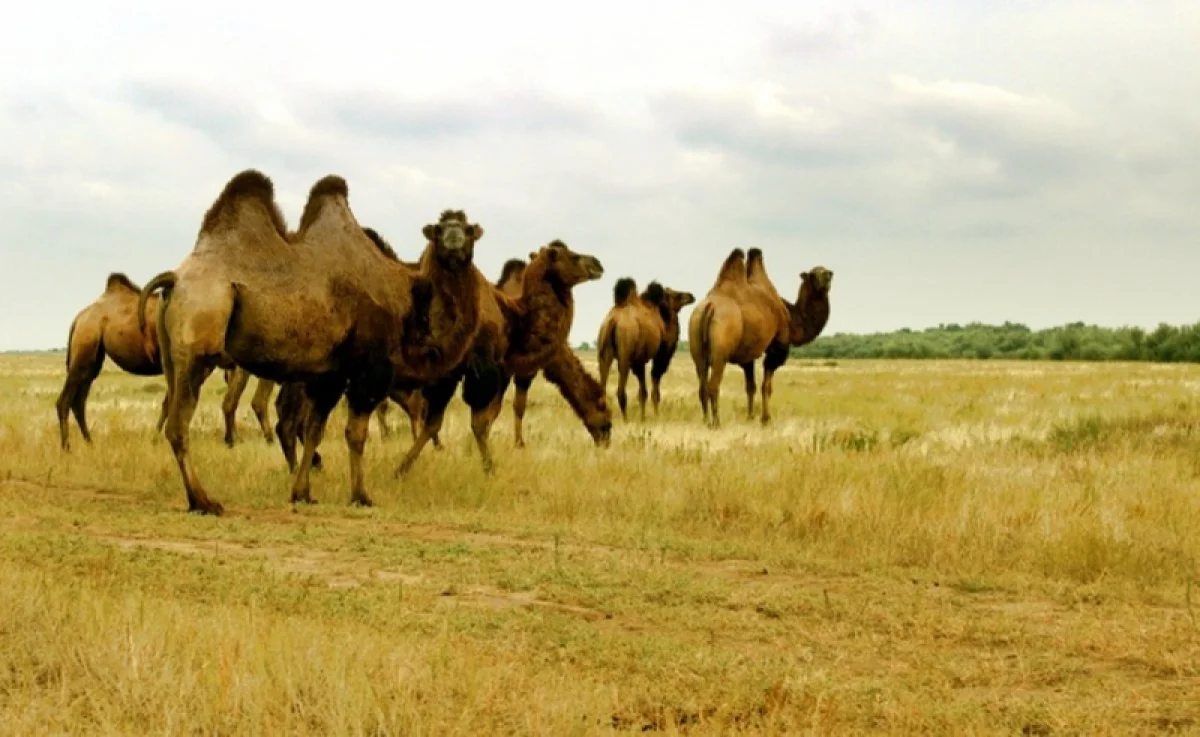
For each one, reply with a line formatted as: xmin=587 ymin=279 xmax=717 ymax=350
xmin=138 ymin=169 xmax=485 ymax=515
xmin=688 ymin=248 xmax=791 ymax=428
xmin=55 ymin=272 xmax=272 ymax=450
xmin=597 ymin=278 xmax=695 ymax=421
xmin=395 ymin=240 xmax=610 ymax=475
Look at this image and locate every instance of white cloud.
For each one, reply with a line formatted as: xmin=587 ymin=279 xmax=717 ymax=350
xmin=1 ymin=0 xmax=1199 ymax=351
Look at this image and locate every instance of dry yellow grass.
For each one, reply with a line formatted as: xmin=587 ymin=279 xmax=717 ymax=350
xmin=2 ymin=351 xmax=1199 ymax=734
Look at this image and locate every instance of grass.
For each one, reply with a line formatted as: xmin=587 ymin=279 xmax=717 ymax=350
xmin=1 ymin=352 xmax=1199 ymax=734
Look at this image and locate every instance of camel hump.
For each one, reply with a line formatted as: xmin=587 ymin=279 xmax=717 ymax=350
xmin=641 ymin=281 xmax=666 ymax=306
xmin=361 ymin=227 xmax=398 ymax=261
xmin=496 ymin=259 xmax=527 ymax=288
xmin=105 ymin=272 xmax=140 ymax=294
xmin=297 ymin=175 xmax=351 ymax=234
xmin=199 ymin=169 xmax=286 ymax=239
xmin=714 ymin=248 xmax=747 ymax=287
xmin=613 ymin=278 xmax=638 ymax=306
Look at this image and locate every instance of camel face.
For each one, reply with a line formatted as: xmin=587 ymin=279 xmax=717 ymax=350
xmin=802 ymin=267 xmax=834 ymax=295
xmin=423 ymin=210 xmax=484 ymax=268
xmin=540 ymin=240 xmax=604 ymax=286
xmin=665 ymin=289 xmax=696 ymax=313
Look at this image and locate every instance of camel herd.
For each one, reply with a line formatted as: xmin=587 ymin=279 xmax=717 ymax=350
xmin=55 ymin=169 xmax=833 ymax=515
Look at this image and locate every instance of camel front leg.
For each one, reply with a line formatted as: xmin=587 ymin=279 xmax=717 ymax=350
xmin=761 ymin=343 xmax=789 ymax=426
xmin=250 ymin=378 xmax=276 ymax=443
xmin=374 ymin=398 xmax=392 ymax=440
xmin=740 ymin=362 xmax=757 ymax=420
xmin=395 ymin=375 xmax=460 ymax=477
xmin=345 ymin=408 xmax=374 ymax=507
xmin=512 ymin=373 xmax=533 ymax=448
xmin=221 ymin=367 xmax=251 ymax=447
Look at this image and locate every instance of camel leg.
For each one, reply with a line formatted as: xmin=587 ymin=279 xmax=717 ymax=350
xmin=632 ymin=362 xmax=649 ymax=422
xmin=740 ymin=362 xmax=757 ymax=420
xmin=694 ymin=361 xmax=710 ymax=424
xmin=155 ymin=390 xmax=169 ymax=435
xmin=598 ymin=349 xmax=614 ymax=398
xmin=56 ymin=348 xmax=100 ymax=451
xmin=615 ymin=357 xmax=631 ymax=422
xmin=706 ymin=357 xmax=728 ymax=429
xmin=221 ymin=367 xmax=251 ymax=447
xmin=289 ymin=376 xmax=345 ymax=505
xmin=650 ymin=373 xmax=663 ymax=417
xmin=68 ymin=354 xmax=104 ymax=448
xmin=395 ymin=374 xmax=461 ymax=477
xmin=471 ymin=390 xmax=507 ymax=474
xmin=374 ymin=398 xmax=392 ymax=440
xmin=165 ymin=358 xmax=223 ymax=515
xmin=250 ymin=378 xmax=276 ymax=443
xmin=762 ymin=343 xmax=789 ymax=427
xmin=649 ymin=349 xmax=671 ymax=418
xmin=512 ymin=373 xmax=533 ymax=448
xmin=274 ymin=384 xmax=304 ymax=473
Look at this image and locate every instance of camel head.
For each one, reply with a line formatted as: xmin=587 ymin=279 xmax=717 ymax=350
xmin=801 ymin=267 xmax=834 ymax=297
xmin=664 ymin=288 xmax=695 ymax=314
xmin=534 ymin=240 xmax=604 ymax=287
xmin=422 ymin=209 xmax=484 ymax=268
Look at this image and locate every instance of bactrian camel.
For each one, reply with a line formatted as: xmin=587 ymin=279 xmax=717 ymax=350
xmin=56 ymin=272 xmax=273 ymax=451
xmin=597 ymin=278 xmax=695 ymax=421
xmin=138 ymin=170 xmax=485 ymax=515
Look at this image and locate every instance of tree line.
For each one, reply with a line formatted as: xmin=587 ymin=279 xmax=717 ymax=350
xmin=577 ymin=321 xmax=1200 ymax=362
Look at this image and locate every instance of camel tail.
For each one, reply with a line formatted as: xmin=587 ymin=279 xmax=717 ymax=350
xmin=138 ymin=271 xmax=177 ymax=334
xmin=697 ymin=302 xmax=715 ymax=378
xmin=597 ymin=317 xmax=618 ymax=367
xmin=64 ymin=316 xmax=78 ymax=369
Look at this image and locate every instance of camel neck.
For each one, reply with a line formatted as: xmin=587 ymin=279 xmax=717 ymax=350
xmin=788 ymin=284 xmax=830 ymax=347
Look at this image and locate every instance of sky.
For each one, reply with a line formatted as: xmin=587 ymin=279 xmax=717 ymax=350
xmin=1 ymin=0 xmax=1198 ymax=350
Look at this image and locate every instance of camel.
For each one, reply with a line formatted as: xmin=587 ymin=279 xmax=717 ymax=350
xmin=219 ymin=368 xmax=277 ymax=445
xmin=393 ymin=240 xmax=610 ymax=474
xmin=269 ymin=226 xmax=440 ymax=472
xmin=55 ymin=272 xmax=272 ymax=450
xmin=688 ymin=248 xmax=791 ymax=428
xmin=138 ymin=169 xmax=485 ymax=515
xmin=689 ymin=250 xmax=835 ymax=427
xmin=597 ymin=278 xmax=695 ymax=421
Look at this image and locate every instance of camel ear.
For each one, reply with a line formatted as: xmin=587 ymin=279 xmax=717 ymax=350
xmin=801 ymin=271 xmax=810 ymax=281
xmin=468 ymin=223 xmax=484 ymax=241
xmin=423 ymin=223 xmax=438 ymax=241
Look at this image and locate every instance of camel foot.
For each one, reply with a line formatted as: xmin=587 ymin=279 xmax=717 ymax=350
xmin=394 ymin=460 xmax=414 ymax=478
xmin=350 ymin=492 xmax=374 ymax=508
xmin=514 ymin=439 xmax=526 ymax=450
xmin=290 ymin=490 xmax=316 ymax=505
xmin=481 ymin=459 xmax=495 ymax=476
xmin=311 ymin=452 xmax=324 ymax=471
xmin=188 ymin=498 xmax=224 ymax=516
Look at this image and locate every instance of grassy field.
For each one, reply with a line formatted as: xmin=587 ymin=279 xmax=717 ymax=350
xmin=2 ymin=351 xmax=1199 ymax=734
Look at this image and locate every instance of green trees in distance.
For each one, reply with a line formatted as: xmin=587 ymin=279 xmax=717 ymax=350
xmin=786 ymin=321 xmax=1200 ymax=361
xmin=632 ymin=322 xmax=1200 ymax=362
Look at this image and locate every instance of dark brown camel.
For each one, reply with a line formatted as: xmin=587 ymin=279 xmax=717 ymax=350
xmin=597 ymin=278 xmax=695 ymax=421
xmin=138 ymin=169 xmax=484 ymax=514
xmin=56 ymin=272 xmax=272 ymax=450
xmin=394 ymin=240 xmax=610 ymax=474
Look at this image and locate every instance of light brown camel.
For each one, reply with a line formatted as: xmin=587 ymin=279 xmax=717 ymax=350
xmin=688 ymin=248 xmax=791 ymax=428
xmin=393 ymin=240 xmax=610 ymax=474
xmin=597 ymin=278 xmax=695 ymax=421
xmin=55 ymin=273 xmax=272 ymax=450
xmin=138 ymin=170 xmax=484 ymax=515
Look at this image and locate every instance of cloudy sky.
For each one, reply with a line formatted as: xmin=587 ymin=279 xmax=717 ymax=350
xmin=2 ymin=0 xmax=1198 ymax=351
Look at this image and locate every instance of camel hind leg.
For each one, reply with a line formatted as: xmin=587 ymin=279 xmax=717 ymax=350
xmin=374 ymin=398 xmax=392 ymax=440
xmin=512 ymin=373 xmax=533 ymax=448
xmin=250 ymin=378 xmax=276 ymax=443
xmin=740 ymin=362 xmax=757 ymax=420
xmin=289 ymin=375 xmax=346 ymax=505
xmin=615 ymin=356 xmax=632 ymax=422
xmin=164 ymin=356 xmax=223 ymax=515
xmin=56 ymin=339 xmax=104 ymax=451
xmin=705 ymin=356 xmax=729 ymax=429
xmin=631 ymin=362 xmax=648 ymax=421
